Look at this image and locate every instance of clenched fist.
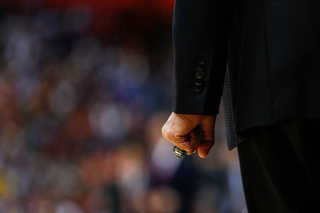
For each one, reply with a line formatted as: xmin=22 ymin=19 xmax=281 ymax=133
xmin=162 ymin=112 xmax=216 ymax=158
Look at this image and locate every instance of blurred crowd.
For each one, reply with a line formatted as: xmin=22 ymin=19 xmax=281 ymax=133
xmin=0 ymin=3 xmax=246 ymax=213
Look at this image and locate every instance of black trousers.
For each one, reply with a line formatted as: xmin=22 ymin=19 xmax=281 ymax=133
xmin=238 ymin=119 xmax=320 ymax=213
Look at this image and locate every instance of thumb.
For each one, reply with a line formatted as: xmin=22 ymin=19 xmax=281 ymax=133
xmin=197 ymin=116 xmax=215 ymax=158
xmin=197 ymin=140 xmax=214 ymax=158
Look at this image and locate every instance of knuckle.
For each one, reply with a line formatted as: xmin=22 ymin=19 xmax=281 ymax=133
xmin=161 ymin=126 xmax=166 ymax=136
xmin=161 ymin=128 xmax=173 ymax=141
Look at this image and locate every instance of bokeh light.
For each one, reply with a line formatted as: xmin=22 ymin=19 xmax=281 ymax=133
xmin=0 ymin=1 xmax=246 ymax=212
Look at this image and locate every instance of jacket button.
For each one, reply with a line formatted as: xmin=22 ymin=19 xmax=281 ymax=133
xmin=195 ymin=76 xmax=202 ymax=86
xmin=196 ymin=69 xmax=204 ymax=77
xmin=198 ymin=62 xmax=205 ymax=71
xmin=195 ymin=85 xmax=203 ymax=93
xmin=195 ymin=62 xmax=205 ymax=93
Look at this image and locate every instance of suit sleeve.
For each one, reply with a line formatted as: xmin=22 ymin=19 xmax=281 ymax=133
xmin=172 ymin=0 xmax=236 ymax=115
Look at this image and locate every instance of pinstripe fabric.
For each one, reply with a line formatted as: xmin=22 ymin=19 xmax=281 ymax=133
xmin=223 ymin=64 xmax=245 ymax=150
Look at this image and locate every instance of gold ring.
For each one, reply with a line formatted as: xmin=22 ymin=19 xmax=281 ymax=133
xmin=173 ymin=146 xmax=187 ymax=159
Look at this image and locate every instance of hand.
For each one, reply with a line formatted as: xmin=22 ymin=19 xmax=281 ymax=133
xmin=162 ymin=112 xmax=215 ymax=158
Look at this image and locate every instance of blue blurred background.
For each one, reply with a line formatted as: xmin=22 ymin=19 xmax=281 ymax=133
xmin=0 ymin=0 xmax=246 ymax=212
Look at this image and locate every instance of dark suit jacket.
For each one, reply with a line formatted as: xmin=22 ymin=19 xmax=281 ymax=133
xmin=172 ymin=0 xmax=320 ymax=149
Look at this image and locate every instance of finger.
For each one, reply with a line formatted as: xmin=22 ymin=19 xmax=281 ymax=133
xmin=162 ymin=126 xmax=193 ymax=153
xmin=162 ymin=124 xmax=189 ymax=146
xmin=162 ymin=113 xmax=199 ymax=152
xmin=196 ymin=116 xmax=215 ymax=158
xmin=197 ymin=140 xmax=214 ymax=158
xmin=199 ymin=117 xmax=214 ymax=142
xmin=190 ymin=127 xmax=204 ymax=151
xmin=184 ymin=128 xmax=203 ymax=154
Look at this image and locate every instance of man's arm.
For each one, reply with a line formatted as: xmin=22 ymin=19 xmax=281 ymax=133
xmin=163 ymin=0 xmax=236 ymax=157
xmin=172 ymin=0 xmax=236 ymax=115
